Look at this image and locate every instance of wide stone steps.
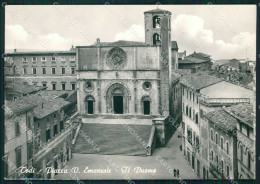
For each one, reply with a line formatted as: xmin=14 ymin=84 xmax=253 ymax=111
xmin=73 ymin=123 xmax=152 ymax=156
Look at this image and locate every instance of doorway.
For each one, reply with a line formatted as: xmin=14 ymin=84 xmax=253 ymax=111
xmin=113 ymin=96 xmax=123 ymax=114
xmin=87 ymin=100 xmax=93 ymax=114
xmin=143 ymin=101 xmax=150 ymax=115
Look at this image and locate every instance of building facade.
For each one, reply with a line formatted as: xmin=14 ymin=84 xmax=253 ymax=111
xmin=4 ymin=49 xmax=77 ymax=91
xmin=180 ymin=72 xmax=254 ymax=179
xmin=4 ymin=100 xmax=36 ymax=178
xmin=77 ymin=9 xmax=178 ymax=119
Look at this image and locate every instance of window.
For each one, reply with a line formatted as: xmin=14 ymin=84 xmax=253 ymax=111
xmin=32 ymin=57 xmax=37 ymax=61
xmin=248 ymin=152 xmax=251 ymax=170
xmin=190 ymin=91 xmax=192 ymax=100
xmin=210 ymin=129 xmax=214 ymax=141
xmin=15 ymin=147 xmax=21 ymax=168
xmin=27 ymin=141 xmax=33 ymax=160
xmin=247 ymin=128 xmax=250 ymax=137
xmin=187 ymin=129 xmax=192 ymax=145
xmin=27 ymin=116 xmax=31 ymax=129
xmin=52 ymin=83 xmax=56 ymax=90
xmin=189 ymin=107 xmax=191 ymax=118
xmin=60 ymin=121 xmax=64 ymax=131
xmin=23 ymin=67 xmax=27 ymax=74
xmin=62 ymin=68 xmax=65 ymax=74
xmin=43 ymin=83 xmax=47 ymax=87
xmin=153 ymin=16 xmax=161 ymax=28
xmin=71 ymin=83 xmax=75 ymax=90
xmin=52 ymin=68 xmax=56 ymax=74
xmin=220 ymin=137 xmax=224 ymax=149
xmin=71 ymin=67 xmax=75 ymax=74
xmin=54 ymin=114 xmax=56 ymax=119
xmin=62 ymin=83 xmax=66 ymax=90
xmin=70 ymin=56 xmax=75 ymax=61
xmin=226 ymin=142 xmax=229 ymax=154
xmin=193 ymin=109 xmax=195 ymax=120
xmin=54 ymin=124 xmax=58 ymax=137
xmin=153 ymin=33 xmax=161 ymax=45
xmin=142 ymin=96 xmax=151 ymax=115
xmin=46 ymin=129 xmax=51 ymax=142
xmin=33 ymin=68 xmax=37 ymax=74
xmin=240 ymin=145 xmax=243 ymax=162
xmin=41 ymin=57 xmax=46 ymax=61
xmin=4 ymin=155 xmax=8 ymax=177
xmin=51 ymin=56 xmax=56 ymax=61
xmin=195 ymin=114 xmax=199 ymax=124
xmin=226 ymin=165 xmax=230 ymax=179
xmin=186 ymin=106 xmax=188 ymax=116
xmin=40 ymin=68 xmax=46 ymax=75
xmin=22 ymin=57 xmax=27 ymax=61
xmin=215 ymin=154 xmax=219 ymax=170
xmin=215 ymin=133 xmax=218 ymax=145
xmin=15 ymin=119 xmax=20 ymax=136
xmin=220 ymin=160 xmax=224 ymax=176
xmin=210 ymin=150 xmax=214 ymax=161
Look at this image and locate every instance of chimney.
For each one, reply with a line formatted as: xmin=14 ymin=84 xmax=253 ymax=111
xmin=14 ymin=49 xmax=17 ymax=53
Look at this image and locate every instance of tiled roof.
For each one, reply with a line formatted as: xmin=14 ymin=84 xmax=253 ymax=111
xmin=171 ymin=41 xmax=178 ymax=50
xmin=179 ymin=52 xmax=211 ymax=64
xmin=11 ymin=93 xmax=71 ymax=119
xmin=204 ymin=110 xmax=237 ymax=133
xmin=144 ymin=8 xmax=171 ymax=14
xmin=180 ymin=73 xmax=222 ymax=90
xmin=172 ymin=72 xmax=181 ymax=82
xmin=5 ymin=100 xmax=37 ymax=119
xmin=5 ymin=83 xmax=46 ymax=95
xmin=224 ymin=103 xmax=254 ymax=127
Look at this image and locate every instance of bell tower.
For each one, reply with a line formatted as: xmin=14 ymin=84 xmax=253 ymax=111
xmin=144 ymin=8 xmax=171 ymax=46
xmin=144 ymin=9 xmax=172 ymax=116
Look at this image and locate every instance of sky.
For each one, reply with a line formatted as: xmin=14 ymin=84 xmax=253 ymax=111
xmin=5 ymin=4 xmax=256 ymax=60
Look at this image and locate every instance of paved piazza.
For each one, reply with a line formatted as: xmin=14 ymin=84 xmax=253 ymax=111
xmin=56 ymin=129 xmax=198 ymax=180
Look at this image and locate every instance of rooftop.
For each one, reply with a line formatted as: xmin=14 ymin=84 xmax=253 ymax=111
xmin=5 ymin=50 xmax=76 ymax=56
xmin=200 ymin=81 xmax=253 ymax=100
xmin=5 ymin=100 xmax=37 ymax=119
xmin=179 ymin=52 xmax=211 ymax=64
xmin=204 ymin=110 xmax=237 ymax=133
xmin=8 ymin=93 xmax=71 ymax=119
xmin=5 ymin=82 xmax=46 ymax=95
xmin=180 ymin=72 xmax=222 ymax=90
xmin=224 ymin=103 xmax=254 ymax=128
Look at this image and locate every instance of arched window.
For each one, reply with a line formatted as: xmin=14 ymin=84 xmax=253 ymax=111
xmin=85 ymin=95 xmax=95 ymax=114
xmin=153 ymin=33 xmax=161 ymax=45
xmin=153 ymin=16 xmax=161 ymax=28
xmin=142 ymin=95 xmax=151 ymax=115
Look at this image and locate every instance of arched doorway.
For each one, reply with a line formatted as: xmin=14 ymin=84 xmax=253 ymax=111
xmin=106 ymin=83 xmax=130 ymax=114
xmin=85 ymin=95 xmax=95 ymax=114
xmin=141 ymin=95 xmax=151 ymax=115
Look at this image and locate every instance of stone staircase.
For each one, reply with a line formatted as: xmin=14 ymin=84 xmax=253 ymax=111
xmin=73 ymin=123 xmax=153 ymax=156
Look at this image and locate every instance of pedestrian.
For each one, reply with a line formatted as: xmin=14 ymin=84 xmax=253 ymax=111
xmin=174 ymin=169 xmax=176 ymax=177
xmin=177 ymin=169 xmax=179 ymax=177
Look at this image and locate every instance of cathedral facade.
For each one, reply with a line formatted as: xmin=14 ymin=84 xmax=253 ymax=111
xmin=76 ymin=9 xmax=178 ymax=119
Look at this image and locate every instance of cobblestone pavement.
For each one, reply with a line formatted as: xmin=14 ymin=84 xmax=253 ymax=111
xmin=56 ymin=128 xmax=199 ymax=180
